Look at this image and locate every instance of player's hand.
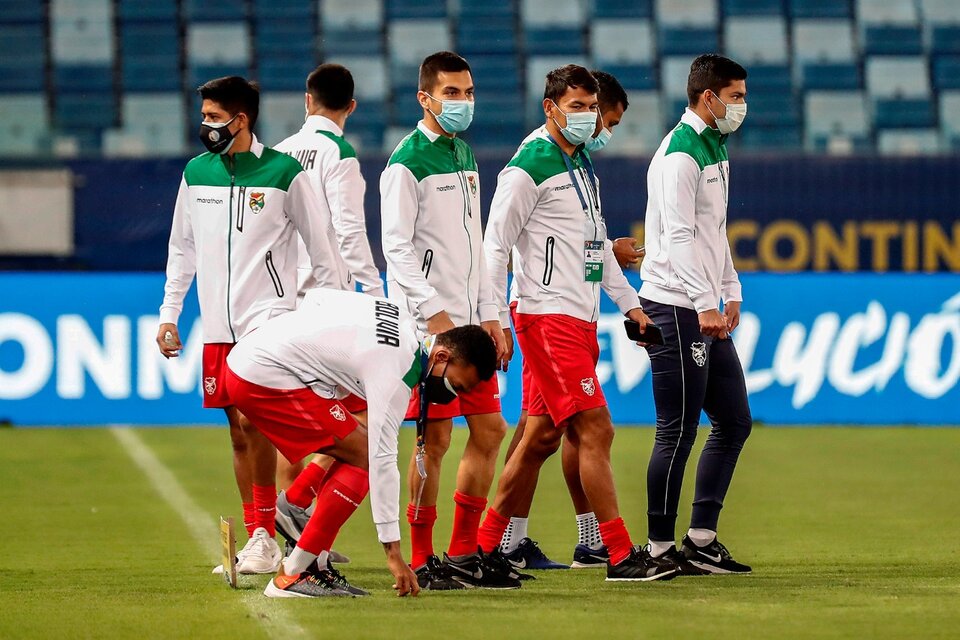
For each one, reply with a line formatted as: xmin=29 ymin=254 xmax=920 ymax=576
xmin=626 ymin=307 xmax=654 ymax=347
xmin=500 ymin=328 xmax=515 ymax=371
xmin=157 ymin=323 xmax=181 ymax=358
xmin=384 ymin=542 xmax=420 ymax=597
xmin=612 ymin=237 xmax=645 ymax=269
xmin=698 ymin=309 xmax=729 ymax=339
xmin=426 ymin=310 xmax=456 ymax=336
xmin=480 ymin=320 xmax=508 ymax=370
xmin=723 ymin=301 xmax=741 ymax=334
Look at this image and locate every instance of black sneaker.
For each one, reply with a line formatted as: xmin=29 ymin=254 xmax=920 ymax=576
xmin=503 ymin=538 xmax=570 ymax=570
xmin=571 ymin=544 xmax=609 ymax=569
xmin=320 ymin=561 xmax=370 ymax=596
xmin=484 ymin=547 xmax=535 ymax=581
xmin=442 ymin=549 xmax=523 ymax=589
xmin=648 ymin=544 xmax=709 ymax=576
xmin=680 ymin=535 xmax=752 ymax=574
xmin=263 ymin=564 xmax=353 ymax=598
xmin=415 ymin=555 xmax=466 ymax=590
xmin=605 ymin=545 xmax=678 ymax=582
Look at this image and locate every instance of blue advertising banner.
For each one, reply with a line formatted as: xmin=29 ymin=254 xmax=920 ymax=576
xmin=0 ymin=272 xmax=958 ymax=426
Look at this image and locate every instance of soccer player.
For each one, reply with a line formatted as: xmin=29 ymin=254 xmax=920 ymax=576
xmin=640 ymin=54 xmax=753 ymax=574
xmin=157 ymin=76 xmax=342 ymax=575
xmin=271 ymin=63 xmax=384 ymax=547
xmin=222 ymin=287 xmax=498 ymax=597
xmin=380 ymin=51 xmax=516 ymax=590
xmin=481 ymin=64 xmax=676 ymax=582
xmin=498 ymin=70 xmax=644 ymax=571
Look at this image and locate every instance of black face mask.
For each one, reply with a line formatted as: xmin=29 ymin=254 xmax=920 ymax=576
xmin=423 ymin=361 xmax=458 ymax=405
xmin=198 ymin=114 xmax=238 ymax=154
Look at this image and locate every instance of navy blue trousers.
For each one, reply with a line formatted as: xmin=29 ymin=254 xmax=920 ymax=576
xmin=640 ymin=298 xmax=753 ymax=542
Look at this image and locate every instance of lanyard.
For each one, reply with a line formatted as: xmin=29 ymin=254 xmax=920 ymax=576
xmin=413 ymin=347 xmax=430 ymax=518
xmin=546 ymin=133 xmax=599 ymax=217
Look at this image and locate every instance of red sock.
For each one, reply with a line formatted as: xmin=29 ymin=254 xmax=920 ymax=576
xmin=447 ymin=491 xmax=488 ymax=557
xmin=476 ymin=507 xmax=510 ymax=554
xmin=252 ymin=484 xmax=277 ymax=536
xmin=286 ymin=461 xmax=326 ymax=509
xmin=407 ymin=503 xmax=437 ymax=569
xmin=297 ymin=462 xmax=369 ymax=555
xmin=242 ymin=501 xmax=256 ymax=537
xmin=598 ymin=517 xmax=633 ymax=566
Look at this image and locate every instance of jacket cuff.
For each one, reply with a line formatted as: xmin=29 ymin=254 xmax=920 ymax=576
xmin=478 ymin=302 xmax=499 ymax=324
xmin=364 ymin=285 xmax=386 ymax=298
xmin=376 ymin=520 xmax=401 ymax=544
xmin=417 ymin=295 xmax=445 ymax=323
xmin=615 ymin=291 xmax=643 ymax=316
xmin=158 ymin=306 xmax=181 ymax=325
xmin=722 ymin=283 xmax=743 ymax=303
xmin=499 ymin=310 xmax=512 ymax=328
xmin=691 ymin=290 xmax=719 ymax=313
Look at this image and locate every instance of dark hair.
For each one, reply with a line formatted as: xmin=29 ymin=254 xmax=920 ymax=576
xmin=686 ymin=54 xmax=747 ymax=106
xmin=543 ymin=64 xmax=599 ymax=102
xmin=436 ymin=325 xmax=497 ymax=382
xmin=306 ymin=63 xmax=355 ymax=111
xmin=197 ymin=76 xmax=260 ymax=129
xmin=591 ymin=70 xmax=629 ymax=112
xmin=419 ymin=51 xmax=472 ymax=92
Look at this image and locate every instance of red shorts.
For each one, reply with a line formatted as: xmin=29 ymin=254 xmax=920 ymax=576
xmin=510 ymin=303 xmax=532 ymax=412
xmin=341 ymin=394 xmax=368 ymax=414
xmin=202 ymin=343 xmax=235 ymax=408
xmin=513 ymin=312 xmax=606 ymax=427
xmin=223 ymin=367 xmax=359 ymax=464
xmin=404 ymin=372 xmax=501 ymax=421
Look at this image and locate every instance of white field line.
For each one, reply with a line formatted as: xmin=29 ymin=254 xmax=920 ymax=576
xmin=110 ymin=427 xmax=309 ymax=639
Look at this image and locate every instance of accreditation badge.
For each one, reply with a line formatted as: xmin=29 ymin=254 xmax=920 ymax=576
xmin=584 ymin=240 xmax=604 ymax=282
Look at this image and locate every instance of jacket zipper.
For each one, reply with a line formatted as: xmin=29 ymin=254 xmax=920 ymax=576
xmin=236 ymin=185 xmax=246 ymax=232
xmin=452 ymin=145 xmax=475 ymax=322
xmin=265 ymin=250 xmax=284 ymax=297
xmin=226 ymin=157 xmax=237 ymax=342
xmin=576 ymin=163 xmax=601 ymax=323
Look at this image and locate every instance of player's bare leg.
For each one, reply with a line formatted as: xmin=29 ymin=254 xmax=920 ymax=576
xmin=503 ymin=410 xmax=527 ymax=462
xmin=562 ymin=435 xmax=606 ymax=567
xmin=276 ymin=455 xmax=304 ymax=491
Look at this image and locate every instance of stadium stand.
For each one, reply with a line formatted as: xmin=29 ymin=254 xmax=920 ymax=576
xmin=0 ymin=0 xmax=958 ymax=157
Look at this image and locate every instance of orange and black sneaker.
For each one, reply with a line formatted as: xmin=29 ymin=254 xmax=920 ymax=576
xmin=263 ymin=563 xmax=353 ymax=598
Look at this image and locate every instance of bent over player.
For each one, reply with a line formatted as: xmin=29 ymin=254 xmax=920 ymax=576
xmin=223 ymin=288 xmax=498 ymax=597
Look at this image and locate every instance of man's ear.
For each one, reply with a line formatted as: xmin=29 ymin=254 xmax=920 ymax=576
xmin=417 ymin=90 xmax=432 ymax=111
xmin=346 ymin=98 xmax=357 ymax=117
xmin=432 ymin=346 xmax=450 ymax=365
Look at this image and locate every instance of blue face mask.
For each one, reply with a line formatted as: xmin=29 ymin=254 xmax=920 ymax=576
xmin=426 ymin=94 xmax=474 ymax=134
xmin=585 ymin=127 xmax=613 ymax=153
xmin=551 ymin=100 xmax=597 ymax=146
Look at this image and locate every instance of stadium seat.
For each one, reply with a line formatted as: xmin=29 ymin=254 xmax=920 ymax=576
xmin=920 ymin=0 xmax=960 ymax=24
xmin=183 ymin=0 xmax=246 ymax=22
xmin=469 ymin=95 xmax=526 ymax=148
xmin=55 ymin=92 xmax=117 ymax=131
xmin=873 ymin=98 xmax=936 ymax=128
xmin=596 ymin=64 xmax=658 ymax=91
xmin=877 ymin=129 xmax=941 ymax=155
xmin=321 ymin=0 xmax=384 ymax=29
xmin=259 ymin=93 xmax=308 ymax=146
xmin=855 ymin=0 xmax=918 ymax=26
xmin=390 ymin=92 xmax=424 ymax=125
xmin=320 ymin=28 xmax=385 ymax=56
xmin=732 ymin=125 xmax=802 ymax=150
xmin=593 ymin=0 xmax=653 ymax=18
xmin=121 ymin=21 xmax=180 ymax=58
xmin=724 ymin=17 xmax=789 ymax=64
xmin=119 ymin=21 xmax=181 ymax=92
xmin=331 ymin=56 xmax=389 ymax=100
xmin=804 ymin=91 xmax=869 ymax=150
xmin=591 ymin=20 xmax=655 ymax=66
xmin=252 ymin=0 xmax=314 ymax=20
xmin=458 ymin=0 xmax=517 ymax=18
xmin=51 ymin=0 xmax=113 ymax=64
xmin=382 ymin=125 xmax=413 ymax=153
xmin=521 ymin=0 xmax=585 ymax=27
xmin=0 ymin=94 xmax=48 ymax=156
xmin=799 ymin=63 xmax=862 ymax=90
xmin=188 ymin=65 xmax=250 ymax=89
xmin=469 ymin=55 xmax=523 ymax=92
xmin=111 ymin=92 xmax=186 ymax=156
xmin=0 ymin=60 xmax=45 ymax=93
xmin=187 ymin=23 xmax=251 ymax=65
xmin=656 ymin=0 xmax=719 ymax=26
xmin=788 ymin=0 xmax=851 ymax=19
xmin=387 ymin=0 xmax=447 ymax=19
xmin=0 ymin=26 xmax=44 ymax=92
xmin=793 ymin=20 xmax=856 ymax=63
xmin=605 ymin=91 xmax=662 ymax=153
xmin=938 ymin=91 xmax=960 ymax=149
xmin=862 ymin=26 xmax=923 ymax=55
xmin=122 ymin=58 xmax=181 ymax=92
xmin=0 ymin=0 xmax=44 ymax=22
xmin=117 ymin=0 xmax=177 ymax=21
xmin=744 ymin=95 xmax=799 ymax=127
xmin=255 ymin=20 xmax=315 ymax=58
xmin=54 ymin=65 xmax=114 ymax=92
xmin=721 ymin=0 xmax=785 ymax=16
xmin=257 ymin=58 xmax=317 ymax=92
xmin=388 ymin=20 xmax=451 ymax=75
xmin=457 ymin=18 xmax=519 ymax=55
xmin=866 ymin=57 xmax=930 ymax=98
xmin=526 ymin=55 xmax=588 ymax=99
xmin=658 ymin=27 xmax=719 ymax=56
xmin=931 ymin=26 xmax=960 ymax=55
xmin=931 ymin=55 xmax=960 ymax=90
xmin=743 ymin=64 xmax=792 ymax=93
xmin=661 ymin=56 xmax=696 ymax=99
xmin=524 ymin=28 xmax=586 ymax=56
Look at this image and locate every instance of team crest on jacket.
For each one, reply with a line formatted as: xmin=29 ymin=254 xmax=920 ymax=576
xmin=580 ymin=377 xmax=596 ymax=396
xmin=467 ymin=175 xmax=477 ymax=196
xmin=690 ymin=342 xmax=707 ymax=367
xmin=249 ymin=191 xmax=265 ymax=213
xmin=204 ymin=377 xmax=217 ymax=395
xmin=329 ymin=405 xmax=347 ymax=422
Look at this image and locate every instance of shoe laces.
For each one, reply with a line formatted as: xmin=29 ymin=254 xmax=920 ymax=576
xmin=519 ymin=538 xmax=548 ymax=562
xmin=714 ymin=540 xmax=733 ymax=561
xmin=322 ymin=563 xmax=353 ymax=590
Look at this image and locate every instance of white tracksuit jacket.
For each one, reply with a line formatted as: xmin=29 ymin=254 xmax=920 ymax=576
xmin=380 ymin=122 xmax=499 ymax=333
xmin=160 ymin=135 xmax=342 ymax=343
xmin=226 ymin=288 xmax=420 ymax=544
xmin=273 ymin=115 xmax=385 ymax=299
xmin=485 ymin=127 xmax=641 ymax=327
xmin=640 ymin=109 xmax=742 ymax=312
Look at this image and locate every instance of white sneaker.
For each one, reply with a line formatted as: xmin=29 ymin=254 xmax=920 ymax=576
xmin=236 ymin=527 xmax=282 ymax=574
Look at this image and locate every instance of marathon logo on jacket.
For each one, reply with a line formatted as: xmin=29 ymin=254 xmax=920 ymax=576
xmin=374 ymin=300 xmax=401 ymax=347
xmin=196 ymin=197 xmax=223 ymax=205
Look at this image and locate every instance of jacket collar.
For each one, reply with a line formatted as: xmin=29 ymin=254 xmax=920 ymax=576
xmin=417 ymin=120 xmax=443 ymax=143
xmin=304 ymin=114 xmax=343 ymax=137
xmin=681 ymin=108 xmax=726 ymax=146
xmin=249 ymin=134 xmax=264 ymax=158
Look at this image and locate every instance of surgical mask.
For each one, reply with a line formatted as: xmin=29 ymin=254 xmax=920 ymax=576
xmin=585 ymin=127 xmax=613 ymax=153
xmin=423 ymin=361 xmax=458 ymax=404
xmin=199 ymin=114 xmax=238 ymax=154
xmin=426 ymin=94 xmax=474 ymax=134
xmin=551 ymin=100 xmax=597 ymax=146
xmin=707 ymin=94 xmax=747 ymax=135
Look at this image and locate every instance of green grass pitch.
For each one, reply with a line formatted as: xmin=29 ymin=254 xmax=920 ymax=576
xmin=2 ymin=425 xmax=959 ymax=639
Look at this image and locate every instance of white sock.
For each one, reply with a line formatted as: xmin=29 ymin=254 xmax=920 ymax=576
xmin=648 ymin=540 xmax=675 ymax=558
xmin=500 ymin=517 xmax=528 ymax=554
xmin=284 ymin=546 xmax=318 ymax=575
xmin=687 ymin=528 xmax=717 ymax=547
xmin=576 ymin=512 xmax=603 ymax=550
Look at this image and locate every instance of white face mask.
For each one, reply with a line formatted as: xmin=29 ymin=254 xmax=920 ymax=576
xmin=707 ymin=93 xmax=747 ymax=134
xmin=550 ymin=100 xmax=598 ymax=145
xmin=585 ymin=127 xmax=613 ymax=153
